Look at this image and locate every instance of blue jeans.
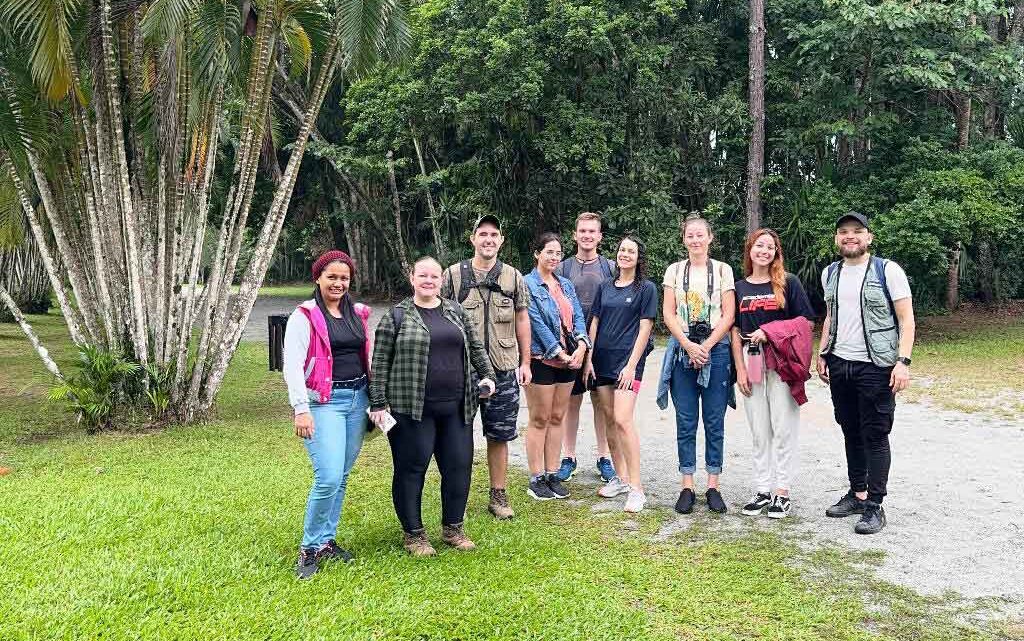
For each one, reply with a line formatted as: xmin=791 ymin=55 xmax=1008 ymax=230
xmin=670 ymin=341 xmax=732 ymax=475
xmin=302 ymin=385 xmax=369 ymax=549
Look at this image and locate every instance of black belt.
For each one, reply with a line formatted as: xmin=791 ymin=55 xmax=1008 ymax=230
xmin=332 ymin=375 xmax=367 ymax=389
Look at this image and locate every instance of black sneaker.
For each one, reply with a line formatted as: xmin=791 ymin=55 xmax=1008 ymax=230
xmin=767 ymin=495 xmax=791 ymax=519
xmin=546 ymin=474 xmax=570 ymax=499
xmin=674 ymin=488 xmax=696 ymax=514
xmin=741 ymin=492 xmax=772 ymax=516
xmin=528 ymin=476 xmax=556 ymax=500
xmin=296 ymin=548 xmax=319 ymax=580
xmin=854 ymin=501 xmax=886 ymax=534
xmin=317 ymin=539 xmax=354 ymax=563
xmin=825 ymin=490 xmax=866 ymax=518
xmin=706 ymin=488 xmax=727 ymax=514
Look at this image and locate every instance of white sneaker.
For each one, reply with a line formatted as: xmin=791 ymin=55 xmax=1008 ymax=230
xmin=623 ymin=488 xmax=647 ymax=513
xmin=597 ymin=476 xmax=630 ymax=498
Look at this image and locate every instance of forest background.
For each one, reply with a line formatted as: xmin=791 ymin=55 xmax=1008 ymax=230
xmin=282 ymin=0 xmax=1024 ymax=312
xmin=1 ymin=0 xmax=1023 ymax=424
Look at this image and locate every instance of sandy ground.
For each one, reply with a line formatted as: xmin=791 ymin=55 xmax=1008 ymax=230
xmin=249 ymin=296 xmax=1024 ymax=605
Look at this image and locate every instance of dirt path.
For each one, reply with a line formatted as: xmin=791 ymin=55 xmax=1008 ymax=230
xmin=246 ymin=298 xmax=1024 ymax=604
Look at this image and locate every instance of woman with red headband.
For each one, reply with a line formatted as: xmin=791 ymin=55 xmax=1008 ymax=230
xmin=283 ymin=250 xmax=373 ymax=579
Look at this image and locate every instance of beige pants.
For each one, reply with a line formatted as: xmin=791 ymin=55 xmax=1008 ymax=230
xmin=742 ymin=366 xmax=801 ymax=493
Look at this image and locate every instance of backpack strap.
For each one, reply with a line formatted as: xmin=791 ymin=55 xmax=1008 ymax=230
xmin=871 ymin=256 xmax=896 ymax=319
xmin=826 ymin=261 xmax=840 ymax=284
xmin=600 ymin=256 xmax=616 ymax=279
xmin=456 ymin=260 xmax=475 ymax=303
xmin=390 ymin=305 xmax=405 ymax=333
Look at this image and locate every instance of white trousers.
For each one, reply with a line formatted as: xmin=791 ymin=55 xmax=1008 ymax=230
xmin=741 ymin=368 xmax=800 ymax=493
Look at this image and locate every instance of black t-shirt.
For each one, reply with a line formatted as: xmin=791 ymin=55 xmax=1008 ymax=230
xmin=734 ymin=273 xmax=814 ymax=340
xmin=323 ymin=308 xmax=366 ymax=381
xmin=418 ymin=305 xmax=466 ymax=402
xmin=591 ymin=279 xmax=659 ymax=380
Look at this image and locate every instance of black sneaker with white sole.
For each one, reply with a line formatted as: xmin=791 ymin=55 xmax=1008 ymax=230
xmin=766 ymin=495 xmax=791 ymax=519
xmin=854 ymin=501 xmax=886 ymax=534
xmin=528 ymin=476 xmax=556 ymax=500
xmin=317 ymin=539 xmax=354 ymax=563
xmin=545 ymin=474 xmax=570 ymax=499
xmin=741 ymin=492 xmax=772 ymax=516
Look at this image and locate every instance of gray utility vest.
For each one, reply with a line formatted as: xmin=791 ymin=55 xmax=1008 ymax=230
xmin=821 ymin=256 xmax=900 ymax=367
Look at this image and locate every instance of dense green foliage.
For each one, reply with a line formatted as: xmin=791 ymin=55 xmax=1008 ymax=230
xmin=282 ymin=0 xmax=1024 ymax=309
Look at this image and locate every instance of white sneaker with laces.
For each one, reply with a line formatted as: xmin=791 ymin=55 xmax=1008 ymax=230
xmin=623 ymin=488 xmax=647 ymax=513
xmin=597 ymin=476 xmax=630 ymax=498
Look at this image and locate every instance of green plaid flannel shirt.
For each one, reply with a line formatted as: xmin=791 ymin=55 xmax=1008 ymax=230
xmin=370 ymin=297 xmax=496 ymax=425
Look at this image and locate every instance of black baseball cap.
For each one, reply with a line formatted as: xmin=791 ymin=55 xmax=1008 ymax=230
xmin=835 ymin=211 xmax=870 ymax=230
xmin=473 ymin=214 xmax=501 ymax=231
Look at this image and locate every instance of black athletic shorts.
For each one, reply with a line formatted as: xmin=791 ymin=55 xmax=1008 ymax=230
xmin=530 ymin=359 xmax=576 ymax=385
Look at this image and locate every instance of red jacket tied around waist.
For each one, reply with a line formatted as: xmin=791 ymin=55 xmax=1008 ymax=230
xmin=761 ymin=317 xmax=813 ymax=406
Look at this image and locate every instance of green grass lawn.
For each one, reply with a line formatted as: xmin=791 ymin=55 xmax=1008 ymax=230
xmin=0 ymin=313 xmax=1011 ymax=640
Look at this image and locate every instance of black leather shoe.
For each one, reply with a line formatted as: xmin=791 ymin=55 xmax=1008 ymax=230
xmin=825 ymin=491 xmax=866 ymax=518
xmin=854 ymin=501 xmax=886 ymax=534
xmin=675 ymin=488 xmax=696 ymax=514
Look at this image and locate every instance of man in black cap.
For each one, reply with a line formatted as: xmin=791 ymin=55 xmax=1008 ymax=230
xmin=816 ymin=212 xmax=916 ymax=534
xmin=442 ymin=215 xmax=532 ymax=520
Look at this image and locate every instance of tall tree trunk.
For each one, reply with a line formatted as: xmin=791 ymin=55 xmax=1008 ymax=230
xmin=976 ymin=239 xmax=995 ymax=303
xmin=0 ymin=283 xmax=63 ymax=379
xmin=411 ymin=130 xmax=446 ymax=263
xmin=744 ymin=0 xmax=766 ymax=235
xmin=946 ymin=242 xmax=961 ymax=311
xmin=385 ymin=150 xmax=411 ymax=274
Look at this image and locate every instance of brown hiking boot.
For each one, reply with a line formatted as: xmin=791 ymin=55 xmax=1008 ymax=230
xmin=402 ymin=530 xmax=436 ymax=557
xmin=488 ymin=488 xmax=515 ymax=520
xmin=441 ymin=523 xmax=477 ymax=551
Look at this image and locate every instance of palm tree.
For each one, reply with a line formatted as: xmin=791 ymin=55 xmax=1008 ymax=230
xmin=0 ymin=0 xmax=409 ymax=422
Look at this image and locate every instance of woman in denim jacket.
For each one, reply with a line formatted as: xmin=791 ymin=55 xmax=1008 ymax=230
xmin=523 ymin=233 xmax=591 ymax=501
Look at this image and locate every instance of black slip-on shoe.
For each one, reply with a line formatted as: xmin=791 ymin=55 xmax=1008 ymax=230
xmin=674 ymin=488 xmax=696 ymax=514
xmin=706 ymin=488 xmax=728 ymax=514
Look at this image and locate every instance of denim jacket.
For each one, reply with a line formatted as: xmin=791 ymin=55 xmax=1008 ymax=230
xmin=524 ymin=268 xmax=592 ymax=359
xmin=657 ymin=336 xmax=736 ymax=410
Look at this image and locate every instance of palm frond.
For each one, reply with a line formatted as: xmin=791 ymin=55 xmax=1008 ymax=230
xmin=0 ymin=172 xmax=25 ymax=250
xmin=0 ymin=0 xmax=82 ymax=101
xmin=281 ymin=16 xmax=312 ymax=78
xmin=337 ymin=0 xmax=411 ymax=78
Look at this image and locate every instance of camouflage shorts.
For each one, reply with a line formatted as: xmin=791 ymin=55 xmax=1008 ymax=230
xmin=471 ymin=368 xmax=520 ymax=442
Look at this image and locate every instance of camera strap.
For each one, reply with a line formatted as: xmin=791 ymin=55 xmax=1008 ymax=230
xmin=681 ymin=259 xmax=714 ymax=312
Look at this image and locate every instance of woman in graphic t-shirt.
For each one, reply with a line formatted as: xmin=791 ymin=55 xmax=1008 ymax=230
xmin=730 ymin=228 xmax=814 ymax=519
xmin=584 ymin=235 xmax=658 ymax=513
xmin=662 ymin=215 xmax=735 ymax=515
xmin=523 ymin=233 xmax=591 ymax=502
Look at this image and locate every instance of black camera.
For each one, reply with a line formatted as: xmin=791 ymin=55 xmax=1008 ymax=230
xmin=688 ymin=321 xmax=712 ymax=343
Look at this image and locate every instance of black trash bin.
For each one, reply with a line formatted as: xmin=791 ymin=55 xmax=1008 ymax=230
xmin=268 ymin=314 xmax=289 ymax=371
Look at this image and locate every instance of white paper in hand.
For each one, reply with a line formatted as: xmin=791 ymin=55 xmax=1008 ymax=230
xmin=368 ymin=408 xmax=397 ymax=434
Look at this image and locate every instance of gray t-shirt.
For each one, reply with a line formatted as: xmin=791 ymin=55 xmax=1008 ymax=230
xmin=570 ymin=259 xmax=610 ymax=319
xmin=821 ymin=259 xmax=911 ymax=362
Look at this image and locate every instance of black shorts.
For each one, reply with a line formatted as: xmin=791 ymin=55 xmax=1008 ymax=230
xmin=531 ymin=359 xmax=576 ymax=385
xmin=570 ymin=366 xmax=598 ymax=396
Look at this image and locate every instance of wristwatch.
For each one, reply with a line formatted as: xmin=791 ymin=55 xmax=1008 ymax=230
xmin=896 ymin=356 xmax=912 ymax=367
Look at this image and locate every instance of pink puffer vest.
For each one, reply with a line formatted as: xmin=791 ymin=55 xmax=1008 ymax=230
xmin=297 ymin=299 xmax=372 ymax=403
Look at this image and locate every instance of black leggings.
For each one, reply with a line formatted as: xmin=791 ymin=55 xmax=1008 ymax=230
xmin=388 ymin=399 xmax=473 ymax=532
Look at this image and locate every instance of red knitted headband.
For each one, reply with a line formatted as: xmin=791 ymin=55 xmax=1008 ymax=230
xmin=311 ymin=250 xmax=356 ymax=281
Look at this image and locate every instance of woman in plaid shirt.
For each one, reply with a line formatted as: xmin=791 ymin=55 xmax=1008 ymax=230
xmin=369 ymin=257 xmax=496 ymax=556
